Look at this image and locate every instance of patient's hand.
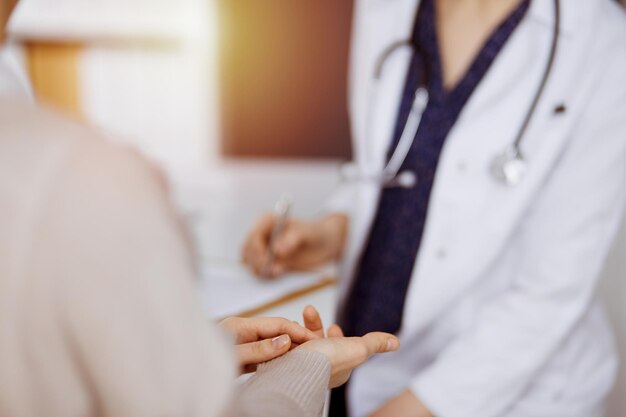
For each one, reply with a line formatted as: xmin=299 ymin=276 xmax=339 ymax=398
xmin=298 ymin=305 xmax=400 ymax=388
xmin=302 ymin=304 xmax=326 ymax=338
xmin=297 ymin=323 xmax=399 ymax=388
xmin=219 ymin=316 xmax=319 ymax=373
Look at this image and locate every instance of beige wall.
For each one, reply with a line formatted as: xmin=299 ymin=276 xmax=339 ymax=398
xmin=218 ymin=0 xmax=353 ymax=159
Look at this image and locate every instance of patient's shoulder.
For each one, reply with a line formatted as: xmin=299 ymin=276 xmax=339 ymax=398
xmin=0 ymin=97 xmax=163 ymax=205
xmin=0 ymin=98 xmax=168 ymax=255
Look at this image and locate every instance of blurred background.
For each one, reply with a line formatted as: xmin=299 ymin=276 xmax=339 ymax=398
xmin=1 ymin=0 xmax=352 ymax=167
xmin=1 ymin=0 xmax=625 ymax=415
xmin=219 ymin=0 xmax=352 ymax=158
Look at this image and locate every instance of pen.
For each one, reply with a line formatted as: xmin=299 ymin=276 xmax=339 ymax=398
xmin=263 ymin=194 xmax=292 ymax=277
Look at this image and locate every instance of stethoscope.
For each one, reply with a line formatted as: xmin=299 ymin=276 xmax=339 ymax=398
xmin=342 ymin=0 xmax=561 ymax=189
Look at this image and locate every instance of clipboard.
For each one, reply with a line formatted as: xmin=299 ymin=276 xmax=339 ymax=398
xmin=232 ymin=276 xmax=337 ymax=319
xmin=199 ymin=263 xmax=337 ymax=320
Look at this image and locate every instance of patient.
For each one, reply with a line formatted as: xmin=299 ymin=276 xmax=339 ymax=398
xmin=0 ymin=95 xmax=399 ymax=416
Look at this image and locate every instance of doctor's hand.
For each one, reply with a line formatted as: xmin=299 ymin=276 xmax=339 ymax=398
xmin=219 ymin=316 xmax=319 ymax=374
xmin=242 ymin=213 xmax=348 ymax=278
xmin=369 ymin=390 xmax=435 ymax=417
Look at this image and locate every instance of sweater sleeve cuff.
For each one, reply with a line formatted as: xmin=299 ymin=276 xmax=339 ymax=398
xmin=242 ymin=349 xmax=331 ymax=417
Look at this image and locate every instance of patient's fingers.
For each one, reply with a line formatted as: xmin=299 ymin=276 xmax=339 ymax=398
xmin=295 ymin=331 xmax=400 ymax=388
xmin=361 ymin=332 xmax=400 ymax=358
xmin=327 ymin=324 xmax=344 ymax=338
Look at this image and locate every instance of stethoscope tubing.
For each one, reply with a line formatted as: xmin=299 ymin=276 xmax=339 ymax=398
xmin=345 ymin=0 xmax=561 ymax=189
xmin=510 ymin=0 xmax=561 ymax=155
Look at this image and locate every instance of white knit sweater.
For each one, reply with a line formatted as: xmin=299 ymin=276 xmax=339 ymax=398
xmin=0 ymin=97 xmax=330 ymax=417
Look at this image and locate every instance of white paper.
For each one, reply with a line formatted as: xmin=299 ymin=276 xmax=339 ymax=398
xmin=199 ymin=263 xmax=328 ymax=319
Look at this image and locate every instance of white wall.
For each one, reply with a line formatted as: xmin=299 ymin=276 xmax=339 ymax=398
xmin=600 ymin=212 xmax=626 ymax=417
xmin=8 ymin=0 xmax=221 ymax=173
xmin=79 ymin=41 xmax=219 ymax=171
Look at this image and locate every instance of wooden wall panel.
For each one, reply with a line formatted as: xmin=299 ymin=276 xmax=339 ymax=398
xmin=219 ymin=0 xmax=353 ymax=159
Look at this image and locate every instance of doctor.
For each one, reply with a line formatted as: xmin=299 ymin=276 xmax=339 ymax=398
xmin=242 ymin=0 xmax=626 ymax=416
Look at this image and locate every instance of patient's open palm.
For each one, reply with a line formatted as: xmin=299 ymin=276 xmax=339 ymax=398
xmin=298 ymin=306 xmax=399 ymax=388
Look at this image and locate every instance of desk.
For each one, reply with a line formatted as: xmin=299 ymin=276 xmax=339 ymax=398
xmin=171 ymin=158 xmax=342 ymax=324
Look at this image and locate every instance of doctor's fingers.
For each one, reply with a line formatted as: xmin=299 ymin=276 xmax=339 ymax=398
xmin=273 ymin=221 xmax=316 ymax=257
xmin=248 ymin=222 xmax=313 ymax=277
xmin=242 ymin=238 xmax=269 ymax=277
xmin=243 ymin=214 xmax=276 ymax=257
xmin=252 ymin=213 xmax=278 ymax=236
xmin=242 ymin=216 xmax=275 ymax=275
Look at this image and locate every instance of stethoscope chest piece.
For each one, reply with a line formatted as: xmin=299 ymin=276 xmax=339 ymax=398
xmin=491 ymin=146 xmax=527 ymax=187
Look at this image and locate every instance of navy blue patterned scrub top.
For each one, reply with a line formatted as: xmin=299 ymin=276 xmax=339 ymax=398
xmin=338 ymin=0 xmax=531 ymax=338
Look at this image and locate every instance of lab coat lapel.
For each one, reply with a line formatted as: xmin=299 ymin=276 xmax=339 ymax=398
xmin=349 ymin=0 xmax=419 ymax=175
xmin=400 ymin=0 xmax=595 ymax=335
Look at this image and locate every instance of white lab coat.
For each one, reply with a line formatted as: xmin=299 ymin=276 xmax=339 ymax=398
xmin=326 ymin=0 xmax=626 ymax=416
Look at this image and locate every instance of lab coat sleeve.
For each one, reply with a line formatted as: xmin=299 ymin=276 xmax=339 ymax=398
xmin=411 ymin=59 xmax=626 ymax=416
xmin=322 ymin=0 xmax=366 ymax=217
xmin=323 ymin=180 xmax=358 ymax=215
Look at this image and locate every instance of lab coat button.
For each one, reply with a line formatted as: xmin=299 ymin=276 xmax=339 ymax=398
xmin=457 ymin=161 xmax=468 ymax=172
xmin=436 ymin=249 xmax=447 ymax=260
